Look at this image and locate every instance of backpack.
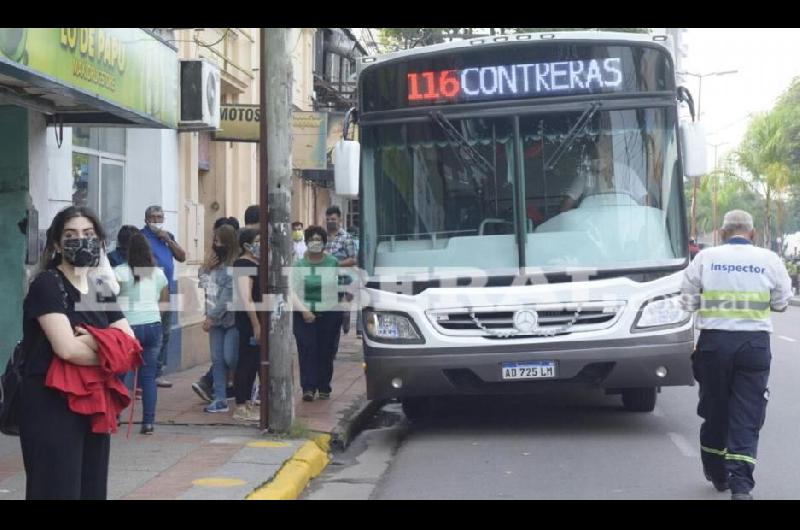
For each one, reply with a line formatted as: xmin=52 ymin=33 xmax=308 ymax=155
xmin=0 ymin=270 xmax=69 ymax=436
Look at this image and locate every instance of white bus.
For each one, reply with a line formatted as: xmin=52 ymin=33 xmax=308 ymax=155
xmin=335 ymin=31 xmax=708 ymax=420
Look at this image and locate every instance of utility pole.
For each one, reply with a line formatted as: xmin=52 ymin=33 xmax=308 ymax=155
xmin=260 ymin=28 xmax=294 ymax=433
xmin=258 ymin=28 xmax=269 ymax=431
xmin=691 ymin=178 xmax=699 ymax=241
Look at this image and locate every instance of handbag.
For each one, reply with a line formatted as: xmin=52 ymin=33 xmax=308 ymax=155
xmin=0 ymin=270 xmax=69 ymax=436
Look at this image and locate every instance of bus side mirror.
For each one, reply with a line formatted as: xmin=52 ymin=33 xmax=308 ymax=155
xmin=334 ymin=139 xmax=360 ymax=197
xmin=680 ymin=121 xmax=708 ymax=178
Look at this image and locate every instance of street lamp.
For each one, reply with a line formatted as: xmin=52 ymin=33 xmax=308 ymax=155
xmin=678 ymin=70 xmax=738 ymax=241
xmin=708 ymin=141 xmax=730 ymax=245
xmin=677 ymin=70 xmax=738 ymax=119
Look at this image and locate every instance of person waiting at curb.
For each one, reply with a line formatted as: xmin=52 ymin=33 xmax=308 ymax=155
xmin=231 ymin=229 xmax=262 ymax=423
xmin=291 ymin=226 xmax=342 ymax=402
xmin=114 ymin=232 xmax=169 ymax=435
xmin=140 ymin=205 xmax=186 ymax=390
xmin=199 ymin=224 xmax=239 ymax=413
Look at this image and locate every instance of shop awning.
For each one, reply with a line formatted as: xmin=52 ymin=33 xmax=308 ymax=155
xmin=0 ymin=28 xmax=179 ymax=128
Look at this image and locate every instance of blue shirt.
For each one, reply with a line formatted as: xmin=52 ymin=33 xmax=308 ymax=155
xmin=141 ymin=225 xmax=177 ymax=293
xmin=108 ymin=249 xmax=125 ymax=267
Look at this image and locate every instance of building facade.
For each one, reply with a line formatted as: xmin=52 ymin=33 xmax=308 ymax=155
xmin=0 ymin=28 xmax=182 ymax=366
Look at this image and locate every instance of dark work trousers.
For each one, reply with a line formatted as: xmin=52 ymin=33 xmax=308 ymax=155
xmin=331 ymin=311 xmax=345 ymax=359
xmin=293 ymin=311 xmax=340 ymax=394
xmin=156 ymin=310 xmax=172 ymax=378
xmin=19 ymin=375 xmax=110 ymax=500
xmin=234 ymin=317 xmax=259 ymax=405
xmin=692 ymin=329 xmax=771 ymax=495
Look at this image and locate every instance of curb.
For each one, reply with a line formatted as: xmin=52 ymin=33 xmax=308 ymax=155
xmin=246 ymin=434 xmax=331 ymax=500
xmin=330 ymin=397 xmax=388 ymax=452
xmin=789 ymin=298 xmax=800 ymax=308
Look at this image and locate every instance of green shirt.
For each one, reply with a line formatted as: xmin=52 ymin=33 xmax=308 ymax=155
xmin=291 ymin=254 xmax=340 ymax=313
xmin=114 ymin=265 xmax=168 ymax=326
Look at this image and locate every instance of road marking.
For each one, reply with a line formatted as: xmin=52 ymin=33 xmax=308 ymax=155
xmin=668 ymin=432 xmax=699 ymax=459
xmin=247 ymin=441 xmax=292 ymax=448
xmin=192 ymin=477 xmax=248 ymax=488
xmin=778 ymin=335 xmax=797 ymax=343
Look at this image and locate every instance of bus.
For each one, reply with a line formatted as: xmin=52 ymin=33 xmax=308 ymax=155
xmin=334 ymin=31 xmax=708 ymax=420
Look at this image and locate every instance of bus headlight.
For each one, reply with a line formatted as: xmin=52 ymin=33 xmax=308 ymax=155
xmin=633 ymin=295 xmax=691 ymax=331
xmin=363 ymin=310 xmax=424 ymax=344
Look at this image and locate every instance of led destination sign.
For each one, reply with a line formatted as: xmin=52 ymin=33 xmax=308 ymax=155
xmin=408 ymin=58 xmax=624 ymax=105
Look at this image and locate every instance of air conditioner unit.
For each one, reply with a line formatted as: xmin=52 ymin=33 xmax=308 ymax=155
xmin=179 ymin=60 xmax=221 ymax=130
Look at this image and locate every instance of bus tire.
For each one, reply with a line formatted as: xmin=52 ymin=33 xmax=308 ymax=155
xmin=621 ymin=387 xmax=657 ymax=412
xmin=401 ymin=397 xmax=433 ymax=423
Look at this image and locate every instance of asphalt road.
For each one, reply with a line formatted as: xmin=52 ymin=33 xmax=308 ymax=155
xmin=308 ymin=308 xmax=800 ymax=500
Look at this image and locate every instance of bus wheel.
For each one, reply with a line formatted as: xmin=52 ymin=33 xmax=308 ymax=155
xmin=401 ymin=397 xmax=434 ymax=423
xmin=621 ymin=388 xmax=657 ymax=412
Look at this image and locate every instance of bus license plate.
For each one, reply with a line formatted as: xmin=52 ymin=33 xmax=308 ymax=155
xmin=501 ymin=362 xmax=556 ymax=380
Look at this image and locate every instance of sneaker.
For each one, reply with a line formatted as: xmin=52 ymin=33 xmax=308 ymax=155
xmin=204 ymin=400 xmax=230 ymax=413
xmin=233 ymin=402 xmax=260 ymax=423
xmin=318 ymin=392 xmax=331 ymax=400
xmin=156 ymin=377 xmax=173 ymax=388
xmin=731 ymin=493 xmax=753 ymax=500
xmin=135 ymin=388 xmax=143 ymax=400
xmin=245 ymin=402 xmax=261 ymax=422
xmin=192 ymin=381 xmax=213 ymax=403
xmin=302 ymin=391 xmax=315 ymax=402
xmin=140 ymin=423 xmax=154 ymax=435
xmin=233 ymin=404 xmax=251 ymax=421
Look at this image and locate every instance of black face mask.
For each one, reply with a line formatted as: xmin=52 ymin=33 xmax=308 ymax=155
xmin=61 ymin=237 xmax=101 ymax=267
xmin=327 ymin=222 xmax=338 ymax=234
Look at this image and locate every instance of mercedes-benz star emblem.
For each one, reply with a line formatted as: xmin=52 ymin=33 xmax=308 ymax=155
xmin=513 ymin=310 xmax=538 ymax=333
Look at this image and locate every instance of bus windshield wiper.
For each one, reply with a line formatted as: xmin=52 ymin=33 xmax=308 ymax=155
xmin=545 ymin=102 xmax=600 ymax=171
xmin=429 ymin=111 xmax=495 ymax=178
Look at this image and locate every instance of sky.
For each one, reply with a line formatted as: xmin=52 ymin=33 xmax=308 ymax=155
xmin=681 ymin=28 xmax=800 ymax=168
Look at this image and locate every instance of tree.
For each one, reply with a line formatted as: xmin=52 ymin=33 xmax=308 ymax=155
xmin=736 ymin=108 xmax=795 ymax=247
xmin=775 ymin=76 xmax=800 ymax=174
xmin=378 ymin=28 xmax=650 ymax=51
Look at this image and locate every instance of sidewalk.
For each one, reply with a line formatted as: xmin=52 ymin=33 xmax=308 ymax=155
xmin=0 ymin=331 xmax=366 ymax=500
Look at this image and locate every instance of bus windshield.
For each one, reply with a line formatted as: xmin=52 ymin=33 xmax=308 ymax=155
xmin=360 ymin=107 xmax=687 ymax=275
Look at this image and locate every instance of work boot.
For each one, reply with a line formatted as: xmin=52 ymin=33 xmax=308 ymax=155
xmin=704 ymin=470 xmax=730 ymax=492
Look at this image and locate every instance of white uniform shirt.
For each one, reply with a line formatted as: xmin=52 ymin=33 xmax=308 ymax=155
xmin=680 ymin=237 xmax=792 ymax=332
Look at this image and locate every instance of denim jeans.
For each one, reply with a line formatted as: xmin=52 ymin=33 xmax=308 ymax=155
xmin=156 ymin=310 xmax=172 ymax=378
xmin=209 ymin=325 xmax=239 ymax=403
xmin=130 ymin=322 xmax=163 ymax=425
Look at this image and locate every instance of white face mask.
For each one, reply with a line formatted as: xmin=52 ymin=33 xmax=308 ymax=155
xmin=149 ymin=222 xmax=164 ymax=232
xmin=307 ymin=241 xmax=325 ymax=253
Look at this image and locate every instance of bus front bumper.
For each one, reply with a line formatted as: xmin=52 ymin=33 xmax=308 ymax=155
xmin=364 ymin=330 xmax=694 ymax=400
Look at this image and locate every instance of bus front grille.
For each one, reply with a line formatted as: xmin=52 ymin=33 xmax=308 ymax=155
xmin=427 ymin=303 xmax=625 ymax=338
